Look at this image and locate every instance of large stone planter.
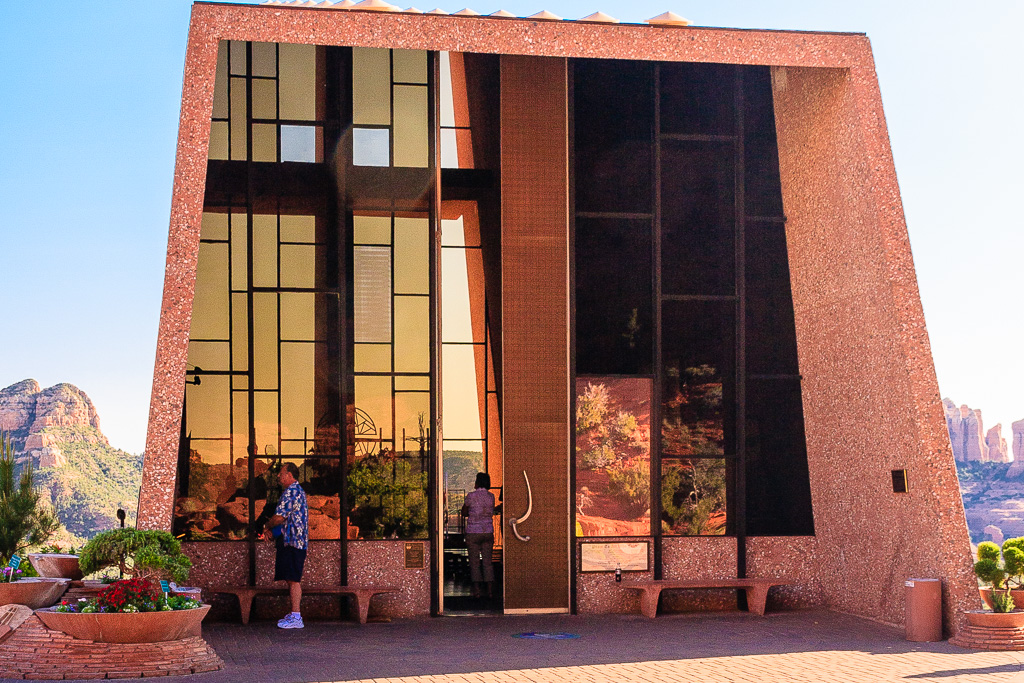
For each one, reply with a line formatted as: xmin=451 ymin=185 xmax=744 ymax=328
xmin=978 ymin=588 xmax=1024 ymax=610
xmin=35 ymin=604 xmax=211 ymax=643
xmin=28 ymin=553 xmax=83 ymax=580
xmin=965 ymin=609 xmax=1024 ymax=629
xmin=0 ymin=578 xmax=70 ymax=609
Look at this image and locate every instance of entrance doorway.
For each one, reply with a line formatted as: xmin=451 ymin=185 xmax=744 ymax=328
xmin=438 ymin=199 xmax=503 ymax=614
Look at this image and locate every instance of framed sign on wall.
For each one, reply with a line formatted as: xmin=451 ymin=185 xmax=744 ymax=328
xmin=580 ymin=542 xmax=649 ymax=572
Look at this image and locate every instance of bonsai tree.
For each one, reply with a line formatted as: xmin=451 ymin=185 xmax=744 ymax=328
xmin=79 ymin=529 xmax=191 ymax=584
xmin=975 ymin=538 xmax=1024 ymax=613
xmin=0 ymin=432 xmax=58 ymax=564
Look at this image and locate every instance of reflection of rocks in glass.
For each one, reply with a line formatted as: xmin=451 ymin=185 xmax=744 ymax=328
xmin=660 ymin=458 xmax=726 ymax=535
xmin=574 ymin=377 xmax=652 ymax=537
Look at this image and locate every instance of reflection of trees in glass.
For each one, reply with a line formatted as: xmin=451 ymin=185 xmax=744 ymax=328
xmin=444 ymin=451 xmax=483 ymax=494
xmin=347 ymin=450 xmax=428 ymax=539
xmin=575 ymin=379 xmax=651 ymax=533
xmin=607 ymin=458 xmax=649 ymax=518
xmin=662 ymin=365 xmax=723 ymax=457
xmin=661 ymin=458 xmax=726 ymax=535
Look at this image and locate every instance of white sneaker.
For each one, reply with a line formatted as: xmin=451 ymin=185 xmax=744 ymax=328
xmin=277 ymin=613 xmax=304 ymax=629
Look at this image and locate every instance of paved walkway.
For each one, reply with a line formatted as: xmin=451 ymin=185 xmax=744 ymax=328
xmin=8 ymin=610 xmax=1022 ymax=682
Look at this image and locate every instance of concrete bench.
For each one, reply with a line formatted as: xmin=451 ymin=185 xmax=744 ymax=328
xmin=210 ymin=585 xmax=399 ymax=624
xmin=623 ymin=578 xmax=786 ymax=617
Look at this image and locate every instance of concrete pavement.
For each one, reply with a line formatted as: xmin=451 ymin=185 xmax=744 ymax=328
xmin=202 ymin=610 xmax=1022 ymax=683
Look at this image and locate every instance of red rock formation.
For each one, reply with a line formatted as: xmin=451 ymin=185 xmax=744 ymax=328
xmin=986 ymin=424 xmax=1010 ymax=463
xmin=1008 ymin=420 xmax=1024 ymax=478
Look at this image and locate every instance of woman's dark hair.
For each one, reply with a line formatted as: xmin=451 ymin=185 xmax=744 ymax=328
xmin=474 ymin=472 xmax=491 ymax=490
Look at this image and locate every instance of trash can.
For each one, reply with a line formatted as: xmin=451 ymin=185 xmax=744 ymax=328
xmin=905 ymin=578 xmax=942 ymax=641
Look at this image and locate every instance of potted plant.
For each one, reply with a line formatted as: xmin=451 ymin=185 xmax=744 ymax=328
xmin=78 ymin=528 xmax=191 ymax=583
xmin=37 ymin=577 xmax=210 ymax=643
xmin=28 ymin=544 xmax=83 ymax=580
xmin=975 ymin=539 xmax=1024 ymax=607
xmin=0 ymin=432 xmax=66 ymax=608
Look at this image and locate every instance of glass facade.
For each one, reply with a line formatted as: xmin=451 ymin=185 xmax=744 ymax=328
xmin=179 ymin=42 xmax=435 ymax=549
xmin=573 ymin=59 xmax=813 ymax=538
xmin=179 ymin=43 xmax=811 ymax=589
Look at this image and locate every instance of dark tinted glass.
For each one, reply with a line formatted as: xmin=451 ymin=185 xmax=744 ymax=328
xmin=661 ymin=140 xmax=735 ymax=295
xmin=745 ymin=379 xmax=814 ymax=536
xmin=660 ymin=62 xmax=735 ymax=136
xmin=661 ymin=300 xmax=735 ymax=458
xmin=661 ymin=457 xmax=728 ymax=535
xmin=574 ymin=59 xmax=654 ymax=214
xmin=745 ymin=221 xmax=799 ymax=375
xmin=743 ymin=66 xmax=784 ymax=217
xmin=576 ymin=217 xmax=653 ymax=374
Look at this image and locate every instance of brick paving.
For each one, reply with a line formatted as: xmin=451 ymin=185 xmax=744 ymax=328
xmin=3 ymin=610 xmax=1022 ymax=682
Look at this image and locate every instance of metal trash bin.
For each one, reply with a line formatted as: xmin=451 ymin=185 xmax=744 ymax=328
xmin=905 ymin=578 xmax=942 ymax=641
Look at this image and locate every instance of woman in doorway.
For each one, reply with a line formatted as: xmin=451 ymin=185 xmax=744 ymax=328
xmin=461 ymin=472 xmax=497 ymax=599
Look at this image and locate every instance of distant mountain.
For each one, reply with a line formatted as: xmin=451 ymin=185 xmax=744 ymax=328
xmin=944 ymin=397 xmax=1024 ymax=546
xmin=0 ymin=379 xmax=142 ymax=542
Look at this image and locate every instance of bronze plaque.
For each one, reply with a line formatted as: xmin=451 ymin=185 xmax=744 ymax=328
xmin=404 ymin=542 xmax=425 ymax=569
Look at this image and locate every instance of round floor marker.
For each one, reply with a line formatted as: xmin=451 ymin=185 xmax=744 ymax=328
xmin=513 ymin=632 xmax=581 ymax=640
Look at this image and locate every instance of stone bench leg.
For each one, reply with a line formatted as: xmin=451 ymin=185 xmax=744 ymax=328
xmin=743 ymin=585 xmax=769 ymax=616
xmin=233 ymin=590 xmax=258 ymax=625
xmin=349 ymin=591 xmax=375 ymax=624
xmin=640 ymin=587 xmax=662 ymax=618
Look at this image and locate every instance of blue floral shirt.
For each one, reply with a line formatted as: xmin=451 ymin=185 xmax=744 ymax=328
xmin=275 ymin=482 xmax=308 ymax=550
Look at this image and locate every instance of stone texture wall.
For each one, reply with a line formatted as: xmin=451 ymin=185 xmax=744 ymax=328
xmin=182 ymin=540 xmax=430 ymax=621
xmin=0 ymin=615 xmax=222 ymax=680
xmin=773 ymin=64 xmax=976 ymax=635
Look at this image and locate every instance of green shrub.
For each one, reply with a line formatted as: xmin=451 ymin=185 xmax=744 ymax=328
xmin=974 ymin=538 xmax=1024 ymax=590
xmin=992 ymin=590 xmax=1015 ymax=614
xmin=0 ymin=432 xmax=58 ymax=564
xmin=79 ymin=529 xmax=191 ymax=584
xmin=607 ymin=459 xmax=650 ymax=517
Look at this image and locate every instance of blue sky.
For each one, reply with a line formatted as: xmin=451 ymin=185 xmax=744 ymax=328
xmin=2 ymin=1 xmax=1021 ymax=453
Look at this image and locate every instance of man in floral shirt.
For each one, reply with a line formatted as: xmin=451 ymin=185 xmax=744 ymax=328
xmin=267 ymin=462 xmax=308 ymax=629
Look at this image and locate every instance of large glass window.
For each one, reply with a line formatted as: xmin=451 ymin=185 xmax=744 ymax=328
xmin=352 ymin=48 xmax=429 ymax=168
xmin=349 ymin=212 xmax=431 ymax=540
xmin=176 ymin=207 xmax=342 ymax=541
xmin=573 ymin=59 xmax=812 ymax=540
xmin=575 ymin=377 xmax=651 ymax=537
xmin=210 ymin=41 xmax=322 ymax=163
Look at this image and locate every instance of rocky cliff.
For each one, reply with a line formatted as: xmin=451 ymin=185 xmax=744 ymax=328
xmin=943 ymin=398 xmax=1011 ymax=463
xmin=0 ymin=379 xmax=141 ymax=541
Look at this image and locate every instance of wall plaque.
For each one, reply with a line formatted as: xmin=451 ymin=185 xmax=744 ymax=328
xmin=580 ymin=542 xmax=649 ymax=572
xmin=404 ymin=542 xmax=425 ymax=569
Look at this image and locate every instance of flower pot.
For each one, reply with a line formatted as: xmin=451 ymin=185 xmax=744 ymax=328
xmin=36 ymin=604 xmax=211 ymax=643
xmin=0 ymin=578 xmax=70 ymax=609
xmin=978 ymin=588 xmax=1024 ymax=610
xmin=28 ymin=553 xmax=83 ymax=580
xmin=965 ymin=609 xmax=1024 ymax=628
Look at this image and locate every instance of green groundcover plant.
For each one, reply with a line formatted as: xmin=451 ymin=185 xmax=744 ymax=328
xmin=55 ymin=578 xmax=201 ymax=614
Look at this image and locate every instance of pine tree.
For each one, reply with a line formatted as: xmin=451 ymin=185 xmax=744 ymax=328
xmin=0 ymin=432 xmax=59 ymax=563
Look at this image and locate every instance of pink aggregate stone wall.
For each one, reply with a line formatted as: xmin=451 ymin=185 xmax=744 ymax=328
xmin=746 ymin=536 xmax=824 ymax=609
xmin=660 ymin=537 xmax=739 ymax=612
xmin=348 ymin=541 xmax=431 ymax=619
xmin=182 ymin=540 xmax=428 ymax=621
xmin=772 ymin=65 xmax=975 ymax=634
xmin=575 ymin=538 xmax=654 ymax=614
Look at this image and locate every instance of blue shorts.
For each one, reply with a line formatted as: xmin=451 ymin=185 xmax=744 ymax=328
xmin=274 ymin=537 xmax=307 ymax=583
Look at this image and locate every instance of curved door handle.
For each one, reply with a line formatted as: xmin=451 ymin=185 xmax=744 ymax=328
xmin=509 ymin=470 xmax=533 ymax=542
